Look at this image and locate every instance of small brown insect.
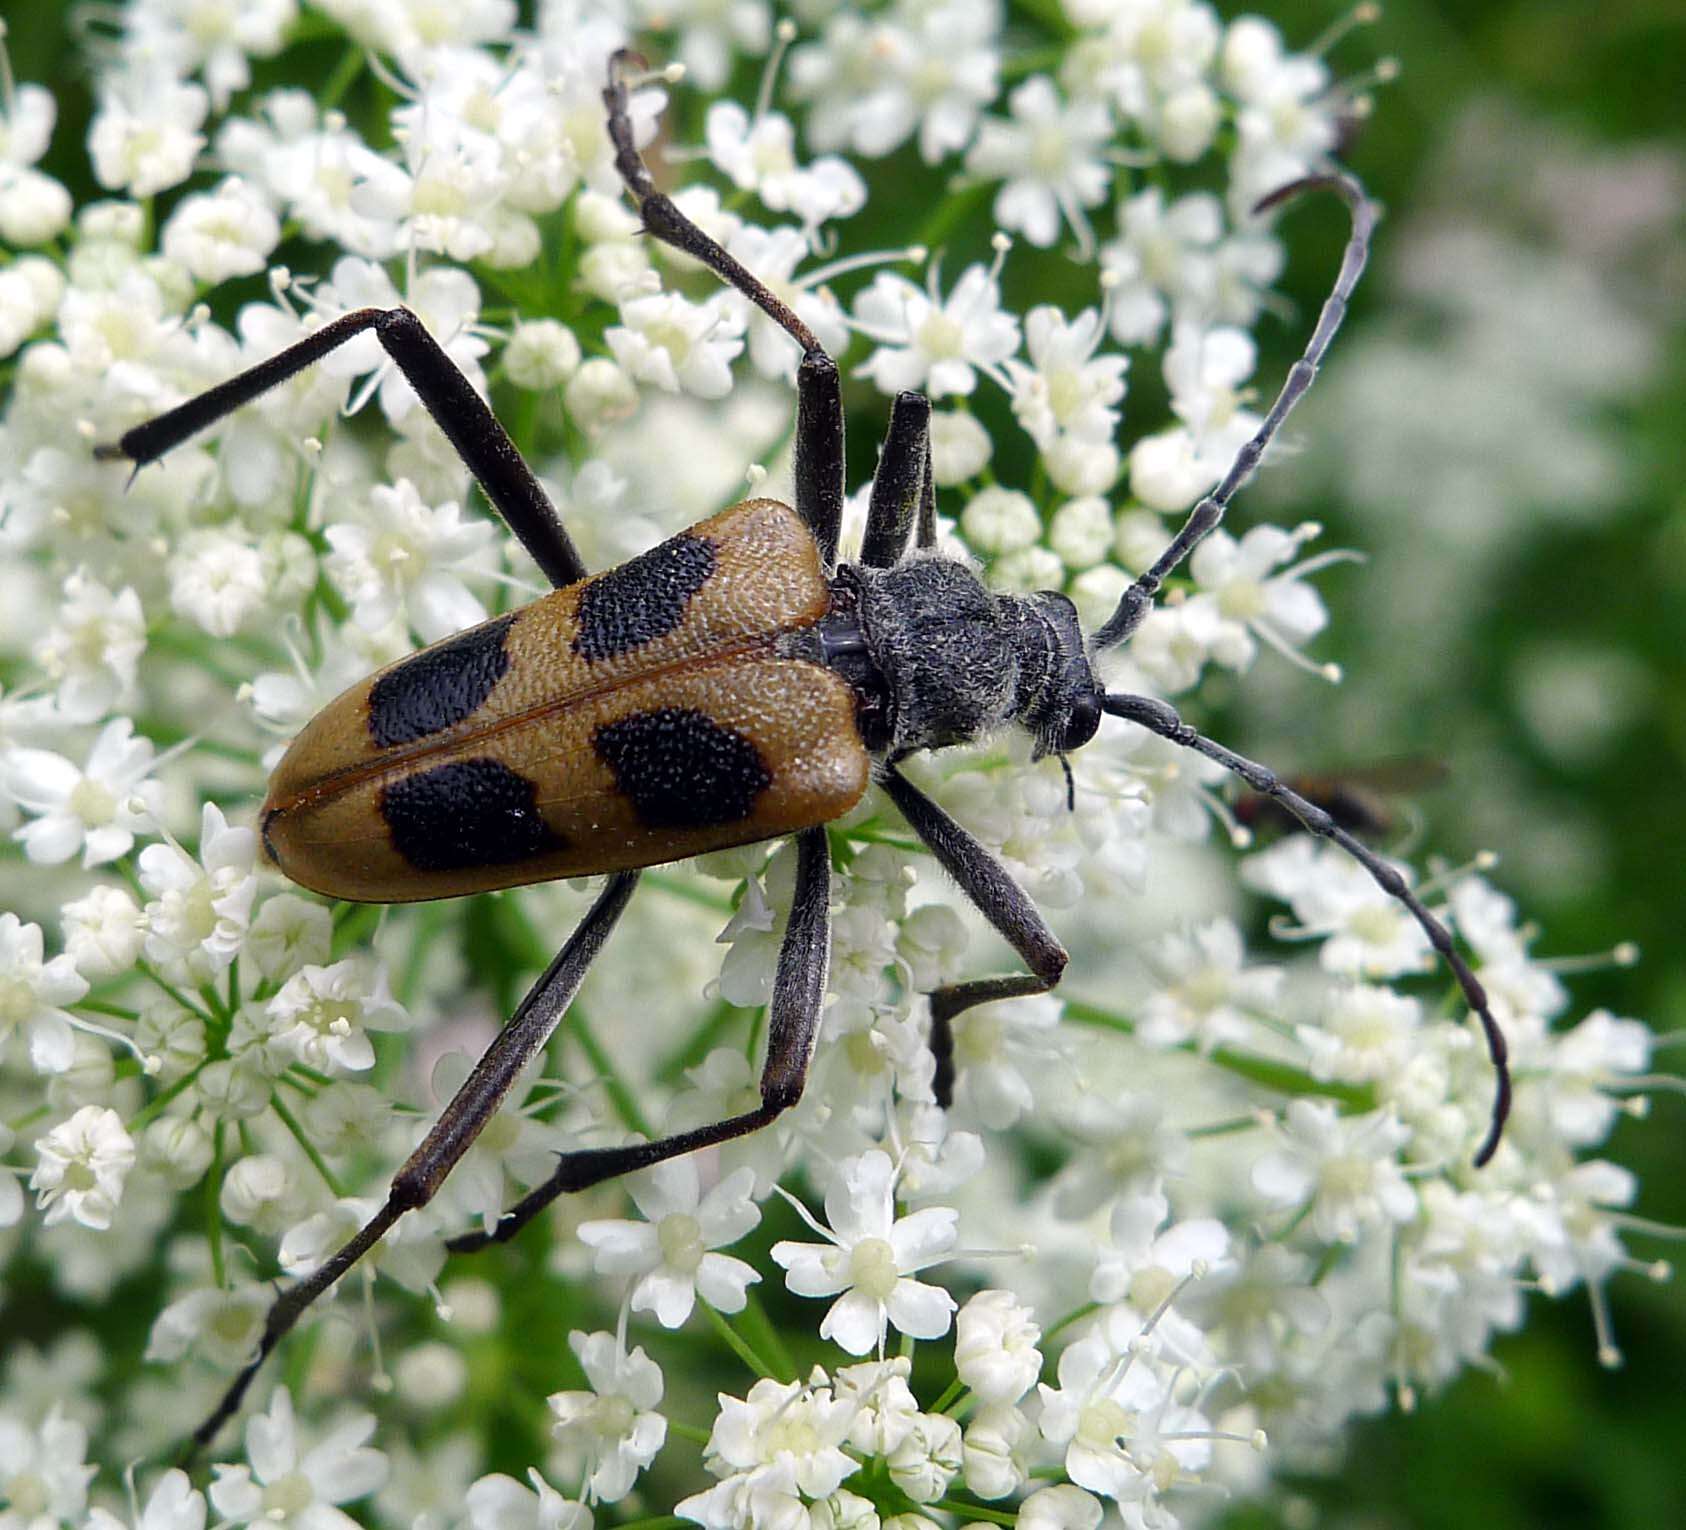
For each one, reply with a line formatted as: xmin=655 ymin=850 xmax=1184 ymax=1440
xmin=1233 ymin=758 xmax=1450 ymax=843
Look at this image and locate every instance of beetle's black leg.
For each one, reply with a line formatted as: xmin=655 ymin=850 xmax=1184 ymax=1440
xmin=879 ymin=767 xmax=1069 ymax=1108
xmin=96 ymin=307 xmax=587 ymax=588
xmin=861 ymin=391 xmax=932 ymax=569
xmin=1102 ymin=690 xmax=1512 ymax=1165
xmin=447 ymin=825 xmax=832 ymax=1252
xmin=184 ymin=871 xmax=640 ymax=1459
xmin=603 ymin=51 xmax=844 ymax=567
xmin=1091 ymin=174 xmax=1377 ymax=653
xmin=916 ymin=439 xmax=937 ymax=551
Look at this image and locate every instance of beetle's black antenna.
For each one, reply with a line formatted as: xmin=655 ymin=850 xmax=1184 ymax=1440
xmin=604 ymin=48 xmax=845 ymax=569
xmin=1102 ymin=691 xmax=1511 ymax=1166
xmin=1091 ymin=174 xmax=1377 ymax=654
xmin=604 ymin=49 xmax=821 ymax=355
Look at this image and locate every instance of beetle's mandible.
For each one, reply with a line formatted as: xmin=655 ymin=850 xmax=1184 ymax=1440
xmin=96 ymin=50 xmax=1511 ymax=1455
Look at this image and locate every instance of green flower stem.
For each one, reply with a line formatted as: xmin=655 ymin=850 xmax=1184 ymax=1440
xmin=1061 ymin=997 xmax=1375 ymax=1110
xmin=77 ymin=999 xmax=140 ymax=1022
xmin=701 ymin=1298 xmax=776 ymax=1380
xmin=1187 ymin=1114 xmax=1269 ymax=1139
xmin=645 ymin=871 xmax=735 ymax=915
xmin=137 ymin=962 xmax=218 ymax=1030
xmin=396 ymin=901 xmax=448 ymax=1009
xmin=931 ymin=1375 xmax=968 ymax=1415
xmin=935 ymin=1499 xmax=1018 ymax=1527
xmin=569 ymin=1003 xmax=654 ymax=1139
xmin=125 ymin=1065 xmax=202 ymax=1132
xmin=737 ymin=1289 xmax=797 ymax=1382
xmin=271 ymin=1091 xmax=350 ymax=1198
xmin=317 ymin=44 xmax=366 ymax=112
xmin=656 ymin=995 xmax=748 ymax=1085
xmin=666 ymin=1421 xmax=712 ymax=1447
xmin=1042 ymin=1299 xmax=1100 ymax=1346
xmin=206 ymin=1119 xmax=227 ymax=1289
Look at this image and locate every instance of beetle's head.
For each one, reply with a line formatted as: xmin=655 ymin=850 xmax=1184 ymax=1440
xmin=1010 ymin=590 xmax=1105 ymax=761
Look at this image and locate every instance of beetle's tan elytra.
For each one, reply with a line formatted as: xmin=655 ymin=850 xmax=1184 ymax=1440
xmin=263 ymin=498 xmax=870 ymax=901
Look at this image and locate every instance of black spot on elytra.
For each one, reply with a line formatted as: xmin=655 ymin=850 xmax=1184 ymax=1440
xmin=573 ymin=534 xmax=716 ymax=661
xmin=369 ymin=614 xmax=516 ymax=748
xmin=382 ymin=757 xmax=560 ymax=871
xmin=594 ymin=708 xmax=772 ymax=828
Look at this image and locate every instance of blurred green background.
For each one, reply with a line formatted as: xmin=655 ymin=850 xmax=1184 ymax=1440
xmin=1215 ymin=4 xmax=1686 ymax=1528
xmin=3 ymin=1 xmax=1683 ymax=1526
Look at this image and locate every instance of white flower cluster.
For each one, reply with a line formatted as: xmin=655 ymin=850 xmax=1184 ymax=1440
xmin=0 ymin=3 xmax=1668 ymax=1529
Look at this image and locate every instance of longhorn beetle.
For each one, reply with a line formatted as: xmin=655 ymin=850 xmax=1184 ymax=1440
xmin=97 ymin=52 xmax=1511 ymax=1453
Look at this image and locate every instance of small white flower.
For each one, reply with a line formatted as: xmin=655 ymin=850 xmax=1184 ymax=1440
xmin=169 ymin=526 xmax=270 ymax=639
xmin=161 ymin=176 xmax=282 ymax=284
xmin=929 ymin=409 xmax=993 ymax=485
xmin=208 ymin=1387 xmax=387 ymax=1530
xmin=324 ymin=479 xmax=498 ymax=641
xmin=790 ymin=2 xmax=1001 ymax=164
xmin=606 ymin=291 xmax=745 ymax=400
xmin=264 ymin=958 xmax=407 ymax=1073
xmin=966 ymin=76 xmax=1113 ymax=251
xmin=962 ymin=1401 xmax=1034 ymax=1500
xmin=0 ymin=912 xmax=90 ymax=1074
xmin=634 ymin=0 xmax=772 ymax=91
xmin=954 ymin=1289 xmax=1043 ymax=1404
xmin=1537 ymin=1008 xmax=1652 ymax=1147
xmin=1036 ymin=1332 xmax=1163 ymax=1501
xmin=1223 ymin=17 xmax=1341 ymax=206
xmin=349 ymin=115 xmax=508 ymax=263
xmin=466 ymin=1469 xmax=592 ymax=1530
xmin=1187 ymin=523 xmax=1339 ymax=675
xmin=1004 ymin=306 xmax=1127 ymax=451
xmin=1090 ymin=1191 xmax=1232 ymax=1367
xmin=1252 ymin=1101 xmax=1419 ymax=1244
xmin=1128 ymin=321 xmax=1264 ymax=511
xmin=578 ymin=1159 xmax=761 ymax=1328
xmin=886 ymin=1411 xmax=962 ymax=1503
xmin=1101 ymin=188 xmax=1224 ymax=346
xmin=61 ymin=883 xmax=146 ymax=980
xmin=679 ymin=1372 xmax=858 ymax=1527
xmin=853 ymin=263 xmax=1021 ymax=400
xmin=32 ymin=571 xmax=146 ymax=724
xmin=1138 ymin=919 xmax=1280 ymax=1053
xmin=30 ymin=1106 xmax=135 ymax=1230
xmin=504 ymin=319 xmax=583 ymax=390
xmin=88 ymin=68 xmax=208 ymax=197
xmin=771 ymin=1149 xmax=959 ymax=1355
xmin=138 ymin=801 xmax=259 ymax=978
xmin=126 ymin=0 xmax=298 ymax=111
xmin=6 ymin=717 xmax=163 ymax=868
xmin=1298 ymin=984 xmax=1424 ymax=1086
xmin=85 ymin=1467 xmax=207 ymax=1530
xmin=548 ymin=1332 xmax=667 ymax=1504
xmin=145 ymin=1283 xmax=269 ymax=1368
xmin=1243 ymin=836 xmax=1435 ymax=981
xmin=705 ymin=103 xmax=865 ymax=236
xmin=961 ymin=486 xmax=1043 ymax=556
xmin=1016 ymin=1483 xmax=1103 ymax=1530
xmin=0 ymin=1406 xmax=96 ymax=1530
xmin=244 ymin=894 xmax=334 ymax=984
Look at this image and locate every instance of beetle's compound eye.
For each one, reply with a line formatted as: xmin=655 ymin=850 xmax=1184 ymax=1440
xmin=1061 ymin=690 xmax=1103 ymax=753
